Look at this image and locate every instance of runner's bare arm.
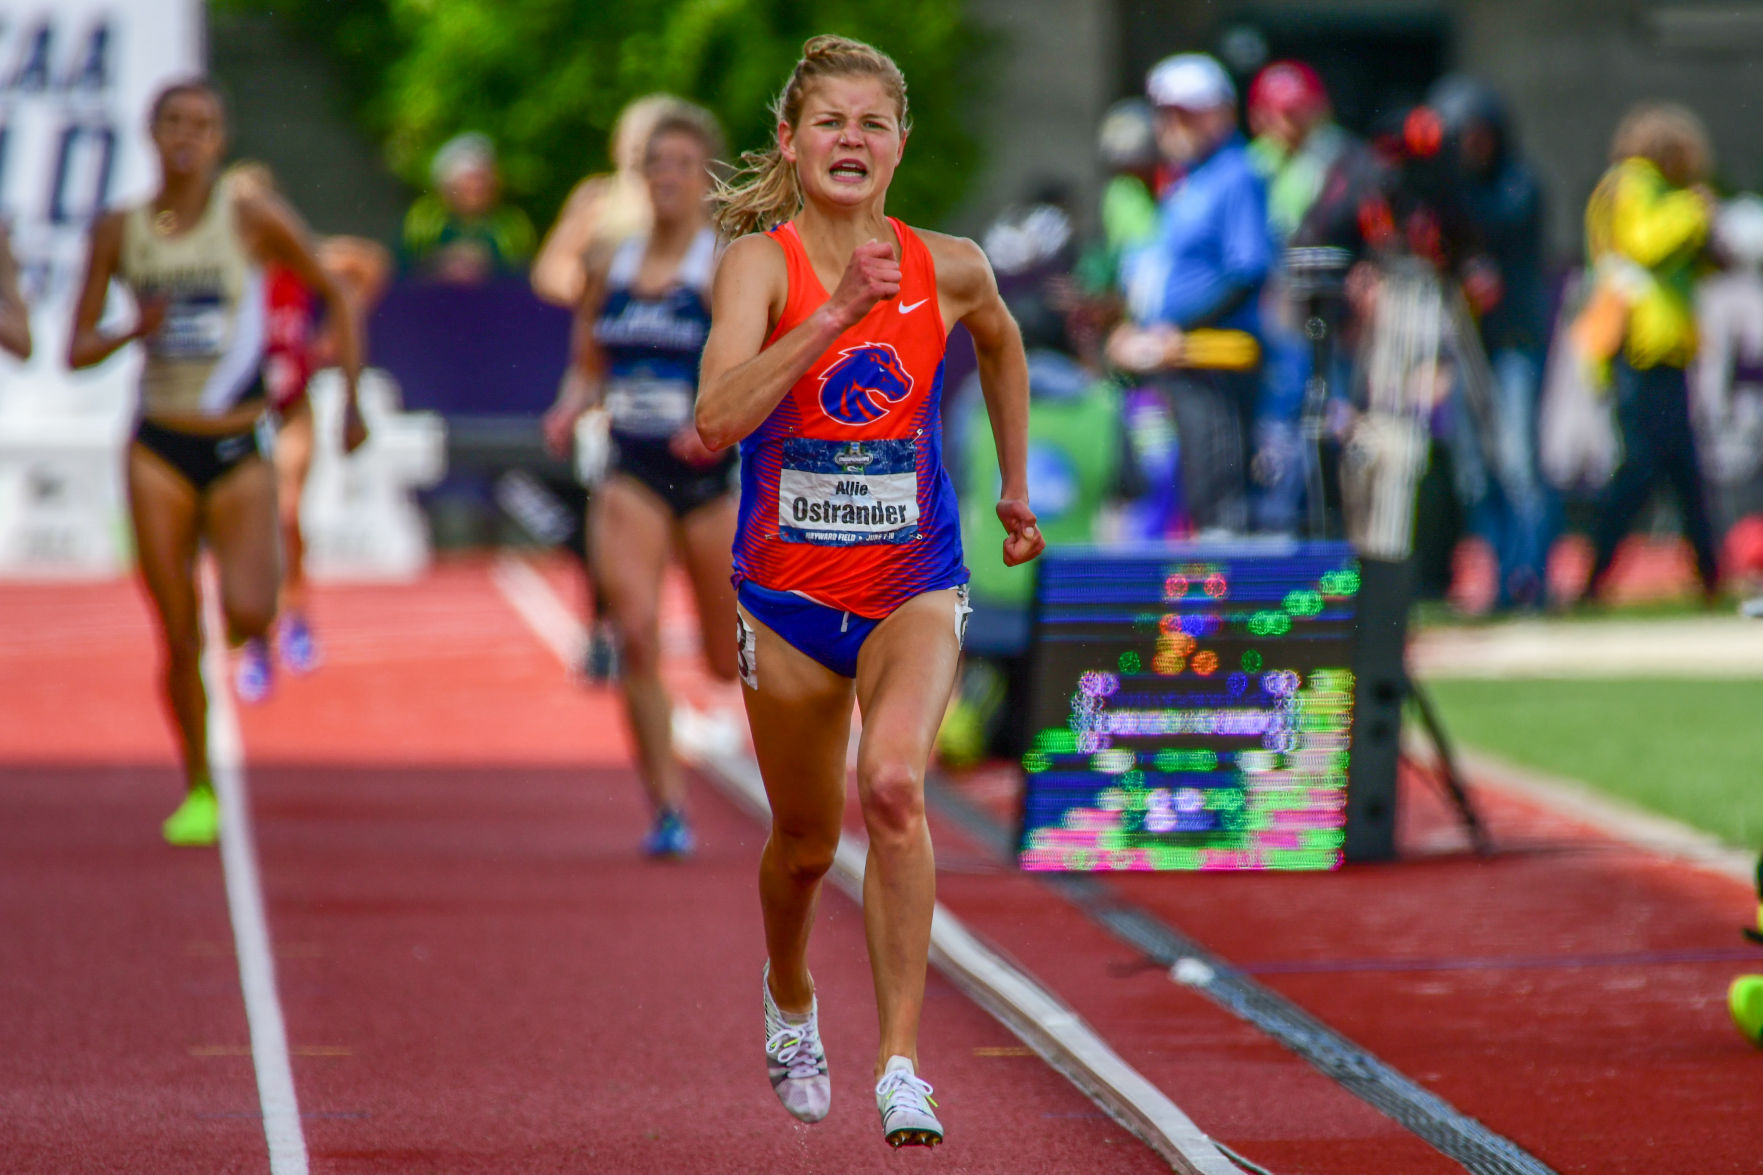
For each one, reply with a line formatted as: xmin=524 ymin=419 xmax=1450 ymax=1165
xmin=696 ymin=233 xmax=900 ymax=450
xmin=67 ymin=212 xmax=151 ymax=370
xmin=927 ymin=231 xmax=1043 ymax=566
xmin=530 ymin=177 xmax=605 ymax=307
xmin=239 ymin=189 xmax=367 ymax=450
xmin=0 ymin=228 xmax=32 ymax=360
xmin=239 ymin=191 xmax=361 ymax=395
xmin=543 ymin=245 xmax=611 ymax=457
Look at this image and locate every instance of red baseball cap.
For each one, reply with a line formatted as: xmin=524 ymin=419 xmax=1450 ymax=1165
xmin=1248 ymin=61 xmax=1327 ymax=119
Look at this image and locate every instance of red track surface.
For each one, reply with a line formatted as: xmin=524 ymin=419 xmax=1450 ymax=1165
xmin=5 ymin=556 xmax=1761 ymax=1173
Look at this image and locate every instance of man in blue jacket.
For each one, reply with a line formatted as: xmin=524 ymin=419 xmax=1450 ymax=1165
xmin=1110 ymin=53 xmax=1272 ymax=535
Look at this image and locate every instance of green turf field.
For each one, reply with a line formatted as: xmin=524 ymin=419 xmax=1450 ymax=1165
xmin=1424 ymin=677 xmax=1763 ymax=847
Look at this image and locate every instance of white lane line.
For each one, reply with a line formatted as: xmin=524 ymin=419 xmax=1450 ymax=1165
xmin=201 ymin=572 xmax=309 ymax=1175
xmin=490 ymin=555 xmax=586 ymax=667
xmin=1454 ymin=745 xmax=1754 ymax=885
xmin=490 ymin=553 xmax=1242 ymax=1175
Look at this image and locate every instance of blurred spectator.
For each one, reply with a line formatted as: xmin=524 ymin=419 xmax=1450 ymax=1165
xmin=1246 ymin=60 xmax=1350 ymax=533
xmin=1109 ymin=53 xmax=1271 ymax=535
xmin=1076 ymin=98 xmax=1161 ymax=299
xmin=531 ymin=94 xmax=689 ymax=308
xmin=1694 ymin=195 xmax=1763 ymax=506
xmin=1430 ymin=75 xmax=1553 ymax=610
xmin=1248 ymin=61 xmax=1350 ymax=242
xmin=402 ymin=132 xmax=536 ymax=283
xmin=1291 ymin=106 xmax=1509 ymax=585
xmin=1576 ymin=102 xmax=1721 ymax=602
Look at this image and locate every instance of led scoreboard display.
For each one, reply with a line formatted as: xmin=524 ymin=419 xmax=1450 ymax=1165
xmin=1018 ymin=542 xmax=1361 ymax=872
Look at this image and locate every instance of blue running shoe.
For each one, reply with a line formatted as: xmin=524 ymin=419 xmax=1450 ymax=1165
xmin=234 ymin=638 xmax=272 ymax=704
xmin=278 ymin=613 xmax=320 ymax=675
xmin=642 ymin=808 xmax=695 ymax=858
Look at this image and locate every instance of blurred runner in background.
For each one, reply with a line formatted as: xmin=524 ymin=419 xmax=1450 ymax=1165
xmin=0 ymin=227 xmax=31 ymax=363
xmin=700 ymin=33 xmax=1042 ymax=1149
xmin=534 ymin=95 xmax=694 ymax=683
xmin=225 ymin=162 xmax=390 ymax=700
xmin=532 ymin=94 xmax=691 ymax=308
xmin=541 ymin=102 xmax=737 ymax=858
xmin=67 ymin=78 xmax=365 ymax=846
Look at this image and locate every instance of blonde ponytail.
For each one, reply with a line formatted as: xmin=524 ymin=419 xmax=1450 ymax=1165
xmin=712 ymin=34 xmax=912 ymax=239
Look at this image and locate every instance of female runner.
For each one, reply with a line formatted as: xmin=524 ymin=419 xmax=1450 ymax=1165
xmin=697 ymin=35 xmax=1043 ymax=1147
xmin=226 ymin=162 xmax=390 ymax=700
xmin=68 ymin=79 xmax=363 ymax=845
xmin=542 ymin=102 xmax=739 ymax=857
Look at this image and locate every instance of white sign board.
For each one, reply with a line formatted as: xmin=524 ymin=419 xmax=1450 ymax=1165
xmin=0 ymin=0 xmax=202 ymax=573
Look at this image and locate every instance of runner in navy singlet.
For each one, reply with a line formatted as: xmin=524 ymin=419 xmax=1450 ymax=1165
xmin=543 ymin=102 xmax=738 ymax=857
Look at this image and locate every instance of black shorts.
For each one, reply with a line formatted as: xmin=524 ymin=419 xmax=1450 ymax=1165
xmin=134 ymin=416 xmax=267 ymax=494
xmin=609 ymin=435 xmax=736 ymax=518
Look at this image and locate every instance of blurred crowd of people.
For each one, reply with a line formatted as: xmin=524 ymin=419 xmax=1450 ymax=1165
xmin=956 ymin=50 xmax=1763 ymax=623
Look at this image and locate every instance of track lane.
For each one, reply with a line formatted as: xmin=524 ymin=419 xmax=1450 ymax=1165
xmin=0 ymin=580 xmax=270 ymax=1174
xmin=248 ymin=561 xmax=1171 ymax=1173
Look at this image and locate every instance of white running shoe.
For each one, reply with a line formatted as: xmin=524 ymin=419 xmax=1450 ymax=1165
xmin=875 ymin=1055 xmax=943 ymax=1147
xmin=762 ymin=963 xmax=830 ymax=1123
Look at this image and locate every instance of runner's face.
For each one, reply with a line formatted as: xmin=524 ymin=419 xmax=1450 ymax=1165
xmin=645 ymin=130 xmax=709 ymax=226
xmin=152 ymin=92 xmax=225 ymax=181
xmin=783 ymin=75 xmax=905 ymax=211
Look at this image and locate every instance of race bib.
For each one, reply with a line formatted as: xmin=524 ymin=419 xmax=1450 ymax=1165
xmin=779 ymin=437 xmax=920 ymax=545
xmin=151 ymin=289 xmax=228 ymax=360
xmin=604 ymin=376 xmax=693 ymax=438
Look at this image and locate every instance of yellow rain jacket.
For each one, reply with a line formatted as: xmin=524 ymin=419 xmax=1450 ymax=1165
xmin=1583 ymin=157 xmax=1710 ymax=371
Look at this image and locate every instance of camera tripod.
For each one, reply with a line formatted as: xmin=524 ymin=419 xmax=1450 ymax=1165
xmin=1287 ymin=248 xmax=1491 ymax=856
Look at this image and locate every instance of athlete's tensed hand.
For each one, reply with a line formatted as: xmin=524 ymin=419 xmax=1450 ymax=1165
xmin=668 ymin=424 xmax=722 ymax=469
xmin=997 ymin=498 xmax=1044 ymax=567
xmin=541 ymin=402 xmax=581 ymax=458
xmin=826 ymin=238 xmax=901 ymax=329
xmin=133 ymin=295 xmax=168 ymax=342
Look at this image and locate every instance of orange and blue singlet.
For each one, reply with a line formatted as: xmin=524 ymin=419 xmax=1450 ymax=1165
xmin=732 ymin=218 xmax=968 ymax=675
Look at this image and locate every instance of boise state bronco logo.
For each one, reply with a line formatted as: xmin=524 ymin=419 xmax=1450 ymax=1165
xmin=817 ymin=343 xmax=914 ymax=425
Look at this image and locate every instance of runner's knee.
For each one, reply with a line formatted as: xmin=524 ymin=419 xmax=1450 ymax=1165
xmin=769 ymin=823 xmax=839 ymax=884
xmin=612 ymin=610 xmax=661 ymax=673
xmin=162 ymin=622 xmax=202 ymax=671
xmin=860 ymin=760 xmax=926 ymax=847
xmin=277 ymin=492 xmax=303 ymax=534
xmin=223 ymin=594 xmax=275 ymax=642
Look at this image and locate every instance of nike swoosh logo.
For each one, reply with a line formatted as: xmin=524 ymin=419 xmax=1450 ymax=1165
xmin=897 ymin=298 xmax=928 ymax=315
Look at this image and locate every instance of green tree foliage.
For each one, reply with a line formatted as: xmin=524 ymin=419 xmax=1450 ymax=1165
xmin=214 ymin=0 xmax=989 ymax=231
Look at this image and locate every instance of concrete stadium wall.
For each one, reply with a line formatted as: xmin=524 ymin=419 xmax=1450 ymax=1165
xmin=948 ymin=0 xmax=1117 ymax=237
xmin=207 ymin=9 xmax=411 ymax=245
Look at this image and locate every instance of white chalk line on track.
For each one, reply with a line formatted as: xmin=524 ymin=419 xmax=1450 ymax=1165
xmin=490 ymin=552 xmax=1242 ymax=1175
xmin=1453 ymin=745 xmax=1754 ymax=885
xmin=201 ymin=568 xmax=309 ymax=1175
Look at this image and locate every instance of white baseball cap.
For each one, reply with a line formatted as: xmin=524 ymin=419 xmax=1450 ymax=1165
xmin=1146 ymin=53 xmax=1236 ymax=110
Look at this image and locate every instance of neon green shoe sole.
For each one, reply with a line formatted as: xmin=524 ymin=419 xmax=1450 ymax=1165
xmin=162 ymin=785 xmax=220 ymax=847
xmin=1728 ymin=975 xmax=1763 ymax=1047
